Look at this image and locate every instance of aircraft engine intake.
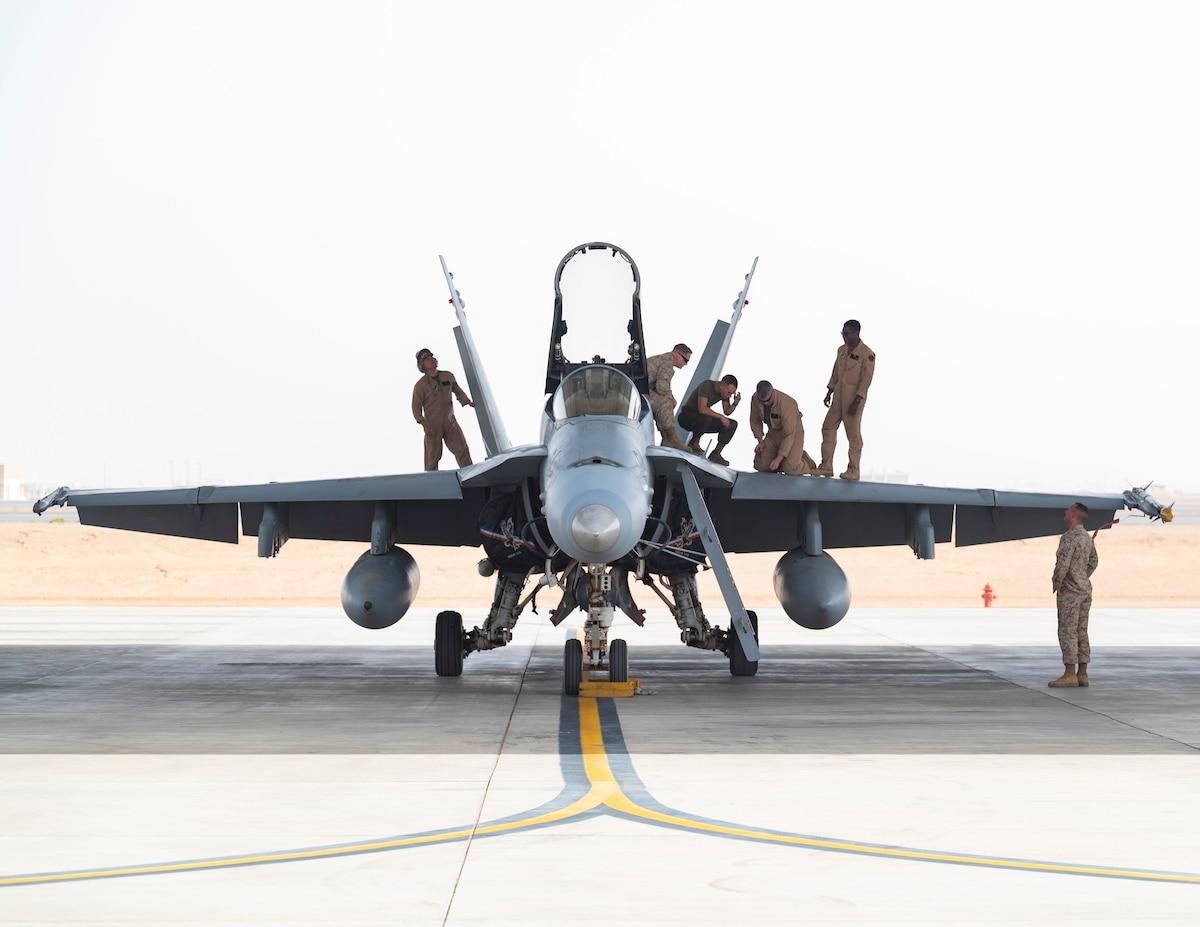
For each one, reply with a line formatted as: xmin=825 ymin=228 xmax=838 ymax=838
xmin=773 ymin=549 xmax=851 ymax=630
xmin=341 ymin=547 xmax=420 ymax=629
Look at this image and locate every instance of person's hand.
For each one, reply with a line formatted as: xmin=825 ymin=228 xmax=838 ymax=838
xmin=770 ymin=455 xmax=784 ymax=472
xmin=823 ymin=390 xmax=833 ymax=408
xmin=754 ymin=440 xmax=764 ymax=454
xmin=732 ymin=391 xmax=741 ymax=407
xmin=847 ymin=397 xmax=861 ymax=417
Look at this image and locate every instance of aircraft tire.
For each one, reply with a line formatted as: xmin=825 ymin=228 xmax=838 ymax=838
xmin=563 ymin=639 xmax=583 ymax=695
xmin=729 ymin=609 xmax=759 ymax=677
xmin=608 ymin=638 xmax=629 ymax=683
xmin=435 ymin=611 xmax=464 ymax=677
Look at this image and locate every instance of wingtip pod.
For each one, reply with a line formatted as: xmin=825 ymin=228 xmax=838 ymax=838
xmin=1123 ymin=486 xmax=1173 ymax=522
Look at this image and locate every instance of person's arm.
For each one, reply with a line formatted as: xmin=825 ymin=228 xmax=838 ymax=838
xmin=749 ymin=398 xmax=765 ymax=442
xmin=823 ymin=356 xmax=838 ymax=407
xmin=412 ymin=382 xmax=425 ymax=425
xmin=1052 ymin=535 xmax=1071 ymax=594
xmin=856 ymin=349 xmax=876 ymax=401
xmin=451 ymin=377 xmax=474 ymax=408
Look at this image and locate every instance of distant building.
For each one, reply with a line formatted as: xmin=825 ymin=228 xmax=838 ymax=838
xmin=0 ymin=464 xmax=26 ymax=501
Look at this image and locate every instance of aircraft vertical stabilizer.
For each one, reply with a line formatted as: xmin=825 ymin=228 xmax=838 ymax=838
xmin=676 ymin=257 xmax=757 ymax=443
xmin=440 ymin=255 xmax=511 ymax=457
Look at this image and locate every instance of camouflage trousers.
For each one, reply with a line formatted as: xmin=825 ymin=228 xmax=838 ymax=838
xmin=1056 ymin=590 xmax=1092 ymax=664
xmin=648 ymin=393 xmax=677 ymax=441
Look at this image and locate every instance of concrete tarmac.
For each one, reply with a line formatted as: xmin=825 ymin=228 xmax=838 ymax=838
xmin=2 ymin=605 xmax=1199 ymax=925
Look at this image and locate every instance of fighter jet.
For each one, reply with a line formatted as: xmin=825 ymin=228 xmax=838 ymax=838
xmin=34 ymin=242 xmax=1173 ymax=692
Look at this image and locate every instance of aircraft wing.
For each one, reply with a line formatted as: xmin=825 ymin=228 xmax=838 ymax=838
xmin=645 ymin=451 xmax=1167 ymax=558
xmin=34 ymin=447 xmax=548 ymax=552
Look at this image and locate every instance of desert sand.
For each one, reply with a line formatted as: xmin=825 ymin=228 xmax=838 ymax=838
xmin=3 ymin=520 xmax=1197 ymax=609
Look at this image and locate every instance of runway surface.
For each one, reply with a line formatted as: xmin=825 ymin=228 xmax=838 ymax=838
xmin=2 ymin=605 xmax=1199 ymax=925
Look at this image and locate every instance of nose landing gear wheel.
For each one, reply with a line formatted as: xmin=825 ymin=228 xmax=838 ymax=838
xmin=729 ymin=609 xmax=759 ymax=677
xmin=435 ymin=610 xmax=464 ymax=677
xmin=608 ymin=638 xmax=628 ymax=683
xmin=563 ymin=639 xmax=583 ymax=695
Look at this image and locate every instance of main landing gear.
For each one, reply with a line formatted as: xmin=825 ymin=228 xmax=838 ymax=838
xmin=432 ymin=567 xmax=759 ymax=687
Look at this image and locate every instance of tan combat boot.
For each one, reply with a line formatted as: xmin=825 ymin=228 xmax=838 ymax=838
xmin=1076 ymin=663 xmax=1089 ymax=687
xmin=660 ymin=434 xmax=689 ymax=451
xmin=687 ymin=438 xmax=705 ymax=456
xmin=1048 ymin=664 xmax=1078 ymax=687
xmin=708 ymin=445 xmax=730 ymax=467
xmin=839 ymin=469 xmax=860 ymax=480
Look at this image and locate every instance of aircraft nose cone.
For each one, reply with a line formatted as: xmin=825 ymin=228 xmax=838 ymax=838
xmin=570 ymin=503 xmax=621 ymax=554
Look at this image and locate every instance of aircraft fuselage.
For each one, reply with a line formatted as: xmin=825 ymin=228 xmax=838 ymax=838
xmin=541 ymin=365 xmax=655 ymax=564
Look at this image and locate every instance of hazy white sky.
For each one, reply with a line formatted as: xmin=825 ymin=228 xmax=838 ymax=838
xmin=2 ymin=1 xmax=1197 ymax=496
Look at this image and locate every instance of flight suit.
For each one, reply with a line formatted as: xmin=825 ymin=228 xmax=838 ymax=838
xmin=646 ymin=350 xmax=680 ymax=442
xmin=412 ymin=370 xmax=473 ymax=470
xmin=819 ymin=340 xmax=875 ymax=478
xmin=1052 ymin=524 xmax=1098 ymax=664
xmin=750 ymin=389 xmax=815 ymax=475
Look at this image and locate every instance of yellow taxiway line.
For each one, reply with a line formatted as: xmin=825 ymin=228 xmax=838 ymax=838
xmin=4 ymin=698 xmax=1199 ymax=887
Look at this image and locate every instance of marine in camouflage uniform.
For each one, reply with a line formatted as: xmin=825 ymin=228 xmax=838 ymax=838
xmin=646 ymin=343 xmax=692 ymax=451
xmin=818 ymin=319 xmax=876 ymax=480
xmin=412 ymin=348 xmax=474 ymax=471
xmin=1049 ymin=502 xmax=1099 ymax=687
xmin=749 ymin=380 xmax=815 ymax=475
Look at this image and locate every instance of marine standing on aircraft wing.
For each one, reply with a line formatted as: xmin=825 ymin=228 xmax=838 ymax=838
xmin=33 ymin=243 xmax=1174 ymax=694
xmin=412 ymin=347 xmax=475 ymax=470
xmin=818 ymin=319 xmax=875 ymax=480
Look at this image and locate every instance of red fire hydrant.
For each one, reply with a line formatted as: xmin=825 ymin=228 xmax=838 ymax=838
xmin=982 ymin=583 xmax=997 ymax=607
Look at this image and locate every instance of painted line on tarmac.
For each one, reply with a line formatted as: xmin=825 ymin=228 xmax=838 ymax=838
xmin=4 ymin=698 xmax=1199 ymax=887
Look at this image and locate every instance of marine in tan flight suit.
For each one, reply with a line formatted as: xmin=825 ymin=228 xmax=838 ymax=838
xmin=818 ymin=319 xmax=876 ymax=480
xmin=411 ymin=347 xmax=474 ymax=471
xmin=749 ymin=380 xmax=816 ymax=475
xmin=1049 ymin=502 xmax=1100 ymax=688
xmin=646 ymin=343 xmax=692 ymax=450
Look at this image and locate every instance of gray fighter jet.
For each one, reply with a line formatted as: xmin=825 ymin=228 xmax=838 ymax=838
xmin=34 ymin=242 xmax=1172 ymax=692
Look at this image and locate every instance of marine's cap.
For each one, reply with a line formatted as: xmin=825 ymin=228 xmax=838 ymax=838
xmin=415 ymin=348 xmax=433 ymax=362
xmin=756 ymin=380 xmax=773 ymax=400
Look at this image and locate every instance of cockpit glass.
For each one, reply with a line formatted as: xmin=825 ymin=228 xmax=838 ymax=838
xmin=553 ymin=367 xmax=640 ymax=420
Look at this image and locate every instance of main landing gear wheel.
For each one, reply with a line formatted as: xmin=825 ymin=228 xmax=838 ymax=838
xmin=729 ymin=609 xmax=759 ymax=677
xmin=563 ymin=639 xmax=583 ymax=695
xmin=608 ymin=638 xmax=629 ymax=683
xmin=435 ymin=610 xmax=464 ymax=677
